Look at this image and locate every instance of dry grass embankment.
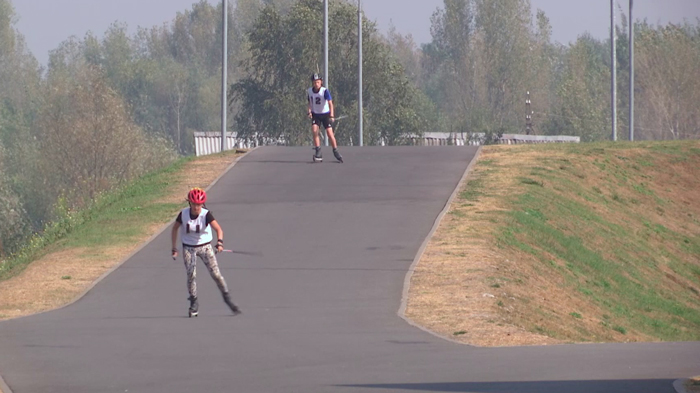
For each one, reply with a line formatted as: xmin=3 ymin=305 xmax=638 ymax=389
xmin=406 ymin=141 xmax=700 ymax=346
xmin=0 ymin=150 xmax=244 ymax=321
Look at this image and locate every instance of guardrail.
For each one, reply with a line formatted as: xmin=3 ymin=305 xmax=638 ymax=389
xmin=193 ymin=132 xmax=580 ymax=156
xmin=406 ymin=133 xmax=580 ymax=146
xmin=194 ymin=132 xmax=284 ymax=156
xmin=499 ymin=134 xmax=580 ymax=144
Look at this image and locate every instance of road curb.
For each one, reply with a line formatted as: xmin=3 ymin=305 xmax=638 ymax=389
xmin=398 ymin=146 xmax=482 ymax=344
xmin=0 ymin=372 xmax=12 ymax=393
xmin=674 ymin=379 xmax=688 ymax=393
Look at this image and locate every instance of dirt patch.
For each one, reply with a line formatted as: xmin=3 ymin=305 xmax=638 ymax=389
xmin=0 ymin=151 xmax=245 ymax=321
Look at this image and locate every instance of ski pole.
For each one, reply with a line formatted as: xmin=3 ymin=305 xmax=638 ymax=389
xmin=221 ymin=249 xmax=263 ymax=257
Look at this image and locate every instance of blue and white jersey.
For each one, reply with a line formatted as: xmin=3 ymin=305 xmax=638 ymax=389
xmin=307 ymin=87 xmax=332 ymax=115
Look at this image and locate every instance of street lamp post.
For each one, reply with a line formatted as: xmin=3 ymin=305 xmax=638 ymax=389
xmin=628 ymin=0 xmax=634 ymax=141
xmin=358 ymin=0 xmax=363 ymax=146
xmin=323 ymin=0 xmax=329 ymax=146
xmin=611 ymin=0 xmax=617 ymax=141
xmin=221 ymin=0 xmax=228 ymax=151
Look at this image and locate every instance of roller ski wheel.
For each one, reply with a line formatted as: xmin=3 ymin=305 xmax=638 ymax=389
xmin=188 ymin=296 xmax=198 ymax=318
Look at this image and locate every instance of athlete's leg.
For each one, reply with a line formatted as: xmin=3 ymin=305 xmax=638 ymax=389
xmin=183 ymin=246 xmax=198 ymax=298
xmin=200 ymin=245 xmax=240 ymax=314
xmin=325 ymin=124 xmax=342 ymax=162
xmin=200 ymin=244 xmax=229 ymax=294
xmin=326 ymin=126 xmax=338 ymax=149
xmin=311 ymin=121 xmax=323 ymax=160
xmin=312 ymin=124 xmax=321 ymax=147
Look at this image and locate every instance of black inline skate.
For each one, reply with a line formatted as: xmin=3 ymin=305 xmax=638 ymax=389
xmin=188 ymin=296 xmax=198 ymax=318
xmin=223 ymin=292 xmax=241 ymax=315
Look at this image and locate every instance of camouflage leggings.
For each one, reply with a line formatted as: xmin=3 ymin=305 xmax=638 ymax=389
xmin=183 ymin=244 xmax=229 ymax=298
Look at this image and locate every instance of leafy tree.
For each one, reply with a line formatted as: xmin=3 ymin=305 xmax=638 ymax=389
xmin=0 ymin=145 xmax=31 ymax=256
xmin=526 ymin=9 xmax=558 ymax=134
xmin=37 ymin=64 xmax=170 ymax=210
xmin=385 ymin=25 xmax=422 ymax=87
xmin=233 ymin=0 xmax=428 ymax=146
xmin=473 ymin=0 xmax=532 ymax=124
xmin=421 ymin=0 xmax=556 ymax=139
xmin=540 ymin=35 xmax=610 ymax=141
xmin=0 ymin=0 xmax=41 ymax=150
xmin=420 ymin=0 xmax=474 ymax=127
xmin=41 ymin=1 xmax=246 ymax=155
xmin=0 ymin=0 xmax=43 ymax=233
xmin=635 ymin=22 xmax=700 ymax=140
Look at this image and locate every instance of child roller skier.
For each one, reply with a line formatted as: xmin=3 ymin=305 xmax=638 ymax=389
xmin=171 ymin=187 xmax=241 ymax=317
xmin=307 ymin=73 xmax=343 ymax=163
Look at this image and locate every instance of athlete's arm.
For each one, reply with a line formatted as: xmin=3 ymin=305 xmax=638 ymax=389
xmin=324 ymin=89 xmax=334 ymax=118
xmin=210 ymin=219 xmax=224 ymax=253
xmin=307 ymin=93 xmax=313 ymax=117
xmin=171 ymin=220 xmax=181 ymax=258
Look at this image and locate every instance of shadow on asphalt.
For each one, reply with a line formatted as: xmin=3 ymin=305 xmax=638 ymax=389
xmin=92 ymin=315 xmax=239 ymax=320
xmin=240 ymin=160 xmax=312 ymax=164
xmin=240 ymin=160 xmax=344 ymax=164
xmin=334 ymin=379 xmax=677 ymax=393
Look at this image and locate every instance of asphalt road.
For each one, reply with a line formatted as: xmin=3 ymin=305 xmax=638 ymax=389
xmin=0 ymin=146 xmax=697 ymax=393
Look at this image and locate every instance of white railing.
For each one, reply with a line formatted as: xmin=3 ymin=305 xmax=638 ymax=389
xmin=193 ymin=132 xmax=580 ymax=156
xmin=499 ymin=134 xmax=580 ymax=144
xmin=194 ymin=132 xmax=286 ymax=156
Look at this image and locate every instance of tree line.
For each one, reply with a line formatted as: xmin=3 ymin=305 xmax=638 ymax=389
xmin=397 ymin=0 xmax=700 ymax=142
xmin=0 ymin=0 xmax=698 ymax=258
xmin=233 ymin=0 xmax=432 ymax=146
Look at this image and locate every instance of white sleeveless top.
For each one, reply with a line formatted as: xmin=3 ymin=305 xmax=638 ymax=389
xmin=179 ymin=207 xmax=213 ymax=246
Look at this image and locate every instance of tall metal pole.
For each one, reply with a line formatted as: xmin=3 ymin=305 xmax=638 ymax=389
xmin=358 ymin=0 xmax=363 ymax=146
xmin=221 ymin=0 xmax=228 ymax=151
xmin=628 ymin=0 xmax=634 ymax=141
xmin=323 ymin=0 xmax=329 ymax=146
xmin=611 ymin=0 xmax=617 ymax=141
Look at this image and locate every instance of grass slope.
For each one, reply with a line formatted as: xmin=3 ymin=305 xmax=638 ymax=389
xmin=0 ymin=150 xmax=242 ymax=320
xmin=407 ymin=140 xmax=700 ymax=345
xmin=0 ymin=159 xmax=189 ymax=282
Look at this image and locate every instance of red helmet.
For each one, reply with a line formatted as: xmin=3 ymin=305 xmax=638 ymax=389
xmin=187 ymin=187 xmax=207 ymax=204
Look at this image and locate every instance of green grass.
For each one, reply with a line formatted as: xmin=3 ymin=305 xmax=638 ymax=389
xmin=0 ymin=155 xmax=197 ymax=281
xmin=490 ymin=141 xmax=700 ymax=342
xmin=449 ymin=210 xmax=467 ymax=218
xmin=460 ymin=176 xmax=487 ymax=201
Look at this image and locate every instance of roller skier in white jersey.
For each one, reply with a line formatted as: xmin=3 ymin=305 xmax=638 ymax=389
xmin=307 ymin=73 xmax=343 ymax=163
xmin=171 ymin=187 xmax=241 ymax=317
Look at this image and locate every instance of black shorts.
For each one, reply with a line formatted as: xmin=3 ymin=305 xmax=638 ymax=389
xmin=311 ymin=113 xmax=332 ymax=129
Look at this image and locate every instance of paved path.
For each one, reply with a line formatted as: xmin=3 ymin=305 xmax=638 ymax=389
xmin=0 ymin=146 xmax=697 ymax=393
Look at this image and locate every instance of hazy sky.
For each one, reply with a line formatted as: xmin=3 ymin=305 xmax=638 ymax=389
xmin=12 ymin=0 xmax=700 ymax=67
